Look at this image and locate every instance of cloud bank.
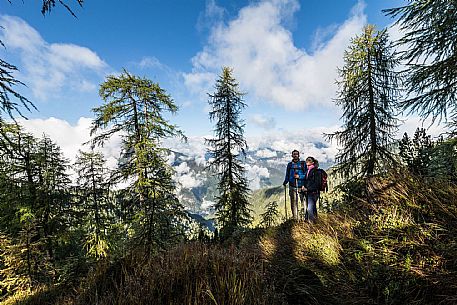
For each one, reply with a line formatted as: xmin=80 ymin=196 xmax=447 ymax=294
xmin=184 ymin=0 xmax=367 ymax=110
xmin=0 ymin=15 xmax=108 ymax=100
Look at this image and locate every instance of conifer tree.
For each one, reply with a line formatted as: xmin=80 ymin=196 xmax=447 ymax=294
xmin=385 ymin=0 xmax=457 ymax=122
xmin=34 ymin=135 xmax=71 ymax=274
xmin=74 ymin=150 xmax=112 ymax=258
xmin=90 ymin=70 xmax=186 ymax=248
xmin=399 ymin=128 xmax=433 ymax=177
xmin=0 ymin=124 xmax=42 ymax=289
xmin=0 ymin=127 xmax=71 ymax=288
xmin=326 ymin=25 xmax=401 ymax=179
xmin=429 ymin=137 xmax=457 ymax=182
xmin=0 ymin=60 xmax=35 ymax=120
xmin=206 ymin=67 xmax=251 ymax=237
xmin=259 ymin=201 xmax=279 ymax=228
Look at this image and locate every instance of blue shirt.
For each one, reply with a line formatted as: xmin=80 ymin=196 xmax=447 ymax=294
xmin=283 ymin=161 xmax=305 ymax=187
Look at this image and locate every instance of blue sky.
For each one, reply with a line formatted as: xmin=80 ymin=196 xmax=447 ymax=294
xmin=4 ymin=0 xmax=443 ymax=168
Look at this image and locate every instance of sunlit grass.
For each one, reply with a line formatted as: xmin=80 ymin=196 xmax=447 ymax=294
xmin=3 ymin=171 xmax=457 ymax=305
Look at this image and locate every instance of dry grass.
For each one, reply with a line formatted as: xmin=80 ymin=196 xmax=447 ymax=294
xmin=72 ymin=242 xmax=284 ymax=305
xmin=5 ymin=171 xmax=457 ymax=305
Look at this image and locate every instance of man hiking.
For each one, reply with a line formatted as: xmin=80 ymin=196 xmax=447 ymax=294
xmin=283 ymin=150 xmax=306 ymax=220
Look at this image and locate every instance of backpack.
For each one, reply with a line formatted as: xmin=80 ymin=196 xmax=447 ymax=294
xmin=300 ymin=161 xmax=328 ymax=192
xmin=315 ymin=168 xmax=328 ymax=192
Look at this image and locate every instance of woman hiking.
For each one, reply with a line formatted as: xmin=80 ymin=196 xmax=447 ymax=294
xmin=302 ymin=156 xmax=320 ymax=222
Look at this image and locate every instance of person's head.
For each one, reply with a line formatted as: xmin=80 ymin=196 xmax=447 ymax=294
xmin=291 ymin=150 xmax=300 ymax=161
xmin=305 ymin=156 xmax=316 ymax=166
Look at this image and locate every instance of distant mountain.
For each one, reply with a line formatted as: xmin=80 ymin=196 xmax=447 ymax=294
xmin=170 ymin=145 xmax=334 ymax=218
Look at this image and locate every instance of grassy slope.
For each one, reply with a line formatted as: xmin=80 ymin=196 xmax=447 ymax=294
xmin=5 ymin=171 xmax=457 ymax=305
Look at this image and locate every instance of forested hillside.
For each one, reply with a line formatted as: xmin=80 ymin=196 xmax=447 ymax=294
xmin=1 ymin=0 xmax=457 ymax=304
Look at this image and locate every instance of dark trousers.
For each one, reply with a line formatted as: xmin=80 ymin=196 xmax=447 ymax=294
xmin=305 ymin=192 xmax=319 ymax=221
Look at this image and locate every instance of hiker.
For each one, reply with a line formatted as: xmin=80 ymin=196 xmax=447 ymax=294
xmin=282 ymin=150 xmax=306 ymax=220
xmin=302 ymin=156 xmax=320 ymax=222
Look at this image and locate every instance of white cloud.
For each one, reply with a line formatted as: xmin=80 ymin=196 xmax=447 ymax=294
xmin=247 ymin=165 xmax=270 ymax=190
xmin=183 ymin=0 xmax=367 ymax=110
xmin=250 ymin=114 xmax=276 ymax=129
xmin=255 ymin=148 xmax=277 ymax=158
xmin=163 ymin=136 xmax=208 ymax=161
xmin=177 ymin=174 xmax=203 ymax=189
xmin=201 ymin=199 xmax=215 ymax=211
xmin=197 ymin=0 xmax=226 ymax=33
xmin=0 ymin=15 xmax=108 ymax=100
xmin=176 ymin=162 xmax=190 ymax=174
xmin=398 ymin=116 xmax=447 ymax=139
xmin=138 ymin=56 xmax=163 ymax=69
xmin=248 ymin=126 xmax=339 ymax=165
xmin=18 ymin=117 xmax=122 ymax=165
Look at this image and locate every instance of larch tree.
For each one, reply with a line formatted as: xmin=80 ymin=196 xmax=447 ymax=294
xmin=74 ymin=149 xmax=112 ymax=259
xmin=326 ymin=25 xmax=401 ymax=179
xmin=34 ymin=135 xmax=71 ymax=275
xmin=206 ymin=67 xmax=251 ymax=238
xmin=385 ymin=0 xmax=457 ymax=123
xmin=90 ymin=70 xmax=186 ymax=249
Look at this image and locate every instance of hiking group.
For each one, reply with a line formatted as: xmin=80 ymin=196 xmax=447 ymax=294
xmin=282 ymin=150 xmax=327 ymax=222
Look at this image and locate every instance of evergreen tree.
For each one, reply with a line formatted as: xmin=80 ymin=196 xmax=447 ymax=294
xmin=399 ymin=128 xmax=433 ymax=177
xmin=0 ymin=126 xmax=71 ymax=289
xmin=385 ymin=0 xmax=457 ymax=122
xmin=0 ymin=61 xmax=35 ymax=120
xmin=0 ymin=123 xmax=43 ymax=289
xmin=326 ymin=25 xmax=401 ymax=179
xmin=90 ymin=70 xmax=186 ymax=248
xmin=429 ymin=137 xmax=457 ymax=182
xmin=259 ymin=201 xmax=279 ymax=228
xmin=74 ymin=150 xmax=112 ymax=258
xmin=34 ymin=135 xmax=71 ymax=278
xmin=206 ymin=67 xmax=251 ymax=238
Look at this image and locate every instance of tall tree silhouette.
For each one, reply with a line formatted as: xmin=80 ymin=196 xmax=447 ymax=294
xmin=206 ymin=67 xmax=251 ymax=238
xmin=90 ymin=70 xmax=186 ymax=248
xmin=385 ymin=0 xmax=457 ymax=123
xmin=399 ymin=128 xmax=433 ymax=177
xmin=74 ymin=149 xmax=112 ymax=258
xmin=326 ymin=25 xmax=401 ymax=179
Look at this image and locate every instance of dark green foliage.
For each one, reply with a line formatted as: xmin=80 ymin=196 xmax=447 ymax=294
xmin=90 ymin=70 xmax=186 ymax=249
xmin=399 ymin=129 xmax=457 ymax=182
xmin=5 ymin=170 xmax=457 ymax=305
xmin=74 ymin=150 xmax=113 ymax=259
xmin=0 ymin=59 xmax=35 ymax=120
xmin=260 ymin=201 xmax=279 ymax=228
xmin=399 ymin=128 xmax=433 ymax=177
xmin=0 ymin=124 xmax=73 ymax=294
xmin=428 ymin=137 xmax=457 ymax=183
xmin=326 ymin=25 xmax=401 ymax=179
xmin=385 ymin=0 xmax=457 ymax=122
xmin=40 ymin=0 xmax=84 ymax=17
xmin=206 ymin=67 xmax=252 ymax=238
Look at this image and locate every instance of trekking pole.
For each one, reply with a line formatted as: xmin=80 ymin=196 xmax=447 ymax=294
xmin=298 ymin=187 xmax=305 ymax=221
xmin=303 ymin=191 xmax=308 ymax=221
xmin=295 ymin=177 xmax=299 ymax=220
xmin=284 ymin=185 xmax=288 ymax=220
